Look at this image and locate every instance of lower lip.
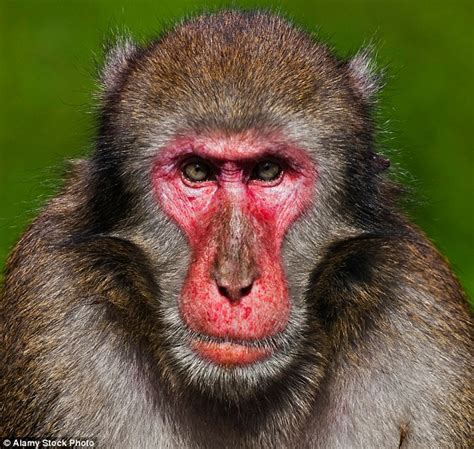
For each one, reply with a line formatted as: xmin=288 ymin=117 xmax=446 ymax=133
xmin=191 ymin=340 xmax=272 ymax=366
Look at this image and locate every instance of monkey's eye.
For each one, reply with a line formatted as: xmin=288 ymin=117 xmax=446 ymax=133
xmin=251 ymin=160 xmax=282 ymax=182
xmin=181 ymin=159 xmax=214 ymax=183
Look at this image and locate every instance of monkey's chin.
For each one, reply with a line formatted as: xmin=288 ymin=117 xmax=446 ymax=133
xmin=191 ymin=340 xmax=273 ymax=366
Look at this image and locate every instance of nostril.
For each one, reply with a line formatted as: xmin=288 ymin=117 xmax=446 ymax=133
xmin=240 ymin=284 xmax=252 ymax=297
xmin=218 ymin=285 xmax=230 ymax=298
xmin=217 ymin=282 xmax=253 ymax=302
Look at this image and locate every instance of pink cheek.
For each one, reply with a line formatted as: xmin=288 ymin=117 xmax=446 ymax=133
xmin=250 ymin=174 xmax=315 ymax=242
xmin=154 ymin=177 xmax=217 ymax=238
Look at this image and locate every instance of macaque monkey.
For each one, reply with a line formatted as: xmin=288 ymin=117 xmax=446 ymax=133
xmin=1 ymin=10 xmax=472 ymax=449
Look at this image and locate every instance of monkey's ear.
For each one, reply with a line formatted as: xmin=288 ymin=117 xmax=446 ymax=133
xmin=346 ymin=47 xmax=382 ymax=102
xmin=100 ymin=37 xmax=140 ymax=94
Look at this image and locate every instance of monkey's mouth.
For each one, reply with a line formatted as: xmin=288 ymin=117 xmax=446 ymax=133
xmin=190 ymin=336 xmax=273 ymax=366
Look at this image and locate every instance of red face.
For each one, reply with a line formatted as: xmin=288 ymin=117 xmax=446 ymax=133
xmin=152 ymin=132 xmax=315 ymax=366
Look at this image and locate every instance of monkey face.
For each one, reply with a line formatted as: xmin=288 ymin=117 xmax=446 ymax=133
xmin=151 ymin=132 xmax=316 ymax=373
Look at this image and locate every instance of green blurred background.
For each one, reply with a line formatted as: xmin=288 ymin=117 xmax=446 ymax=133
xmin=0 ymin=0 xmax=472 ymax=299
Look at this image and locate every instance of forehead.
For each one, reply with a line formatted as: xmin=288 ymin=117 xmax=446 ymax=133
xmin=122 ymin=13 xmax=352 ymax=129
xmin=109 ymin=11 xmax=370 ymax=153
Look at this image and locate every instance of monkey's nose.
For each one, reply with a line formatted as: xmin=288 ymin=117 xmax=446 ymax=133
xmin=217 ymin=281 xmax=254 ymax=303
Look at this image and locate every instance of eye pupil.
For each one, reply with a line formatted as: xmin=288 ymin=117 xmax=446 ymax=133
xmin=253 ymin=160 xmax=282 ymax=182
